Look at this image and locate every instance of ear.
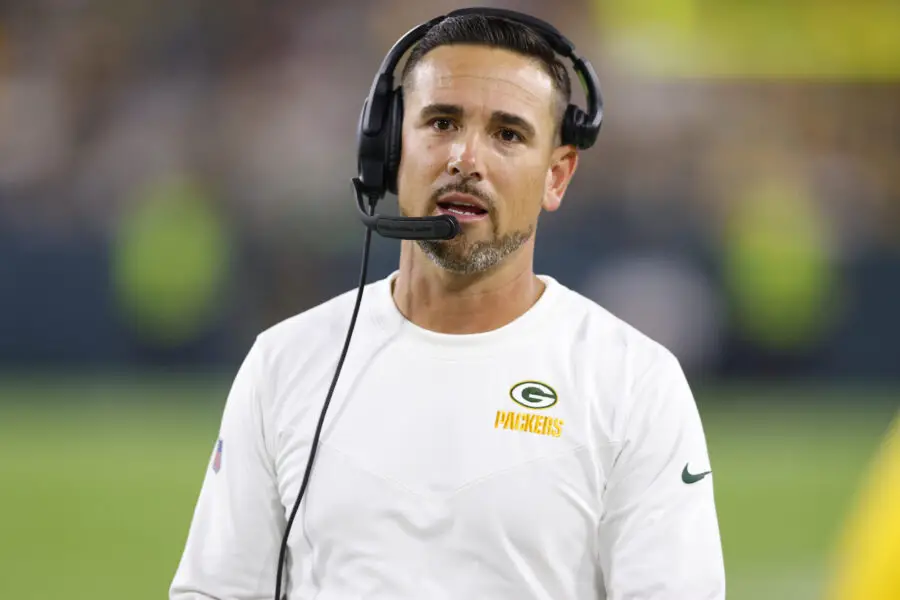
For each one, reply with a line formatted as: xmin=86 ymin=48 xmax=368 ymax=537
xmin=542 ymin=146 xmax=579 ymax=212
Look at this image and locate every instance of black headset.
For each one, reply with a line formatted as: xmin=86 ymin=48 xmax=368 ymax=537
xmin=353 ymin=6 xmax=604 ymax=241
xmin=275 ymin=9 xmax=604 ymax=599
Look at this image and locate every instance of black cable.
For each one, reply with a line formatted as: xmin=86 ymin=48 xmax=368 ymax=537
xmin=273 ymin=219 xmax=375 ymax=600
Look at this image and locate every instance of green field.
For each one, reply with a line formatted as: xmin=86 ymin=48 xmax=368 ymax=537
xmin=0 ymin=377 xmax=896 ymax=600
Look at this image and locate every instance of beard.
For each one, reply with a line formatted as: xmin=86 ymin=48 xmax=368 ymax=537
xmin=416 ymin=225 xmax=534 ymax=274
xmin=404 ymin=181 xmax=535 ymax=274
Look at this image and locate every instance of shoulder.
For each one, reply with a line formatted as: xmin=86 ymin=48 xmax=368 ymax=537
xmin=551 ymin=279 xmax=679 ymax=380
xmin=242 ymin=277 xmax=389 ymax=403
xmin=547 ymin=278 xmax=690 ymax=435
xmin=256 ymin=285 xmax=361 ymax=360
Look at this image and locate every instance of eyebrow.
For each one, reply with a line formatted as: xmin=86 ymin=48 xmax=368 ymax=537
xmin=491 ymin=110 xmax=536 ymax=141
xmin=418 ymin=103 xmax=537 ymax=140
xmin=419 ymin=103 xmax=464 ymax=121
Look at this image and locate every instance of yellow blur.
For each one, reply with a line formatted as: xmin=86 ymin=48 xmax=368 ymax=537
xmin=595 ymin=0 xmax=900 ymax=79
xmin=825 ymin=413 xmax=900 ymax=599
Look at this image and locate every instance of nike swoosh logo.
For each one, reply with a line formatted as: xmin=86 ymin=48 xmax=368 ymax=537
xmin=682 ymin=463 xmax=712 ymax=484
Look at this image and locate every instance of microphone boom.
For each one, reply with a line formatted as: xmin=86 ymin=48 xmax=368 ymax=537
xmin=353 ymin=178 xmax=460 ymax=241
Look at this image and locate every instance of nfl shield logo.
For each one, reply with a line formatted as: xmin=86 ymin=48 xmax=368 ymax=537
xmin=212 ymin=439 xmax=223 ymax=473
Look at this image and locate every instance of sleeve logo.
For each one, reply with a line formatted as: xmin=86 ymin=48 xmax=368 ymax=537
xmin=212 ymin=438 xmax=223 ymax=474
xmin=681 ymin=462 xmax=711 ymax=484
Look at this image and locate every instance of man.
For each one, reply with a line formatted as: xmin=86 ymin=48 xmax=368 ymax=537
xmin=171 ymin=12 xmax=726 ymax=599
xmin=825 ymin=412 xmax=900 ymax=600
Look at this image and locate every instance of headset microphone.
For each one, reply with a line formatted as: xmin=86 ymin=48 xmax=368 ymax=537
xmin=352 ymin=177 xmax=460 ymax=241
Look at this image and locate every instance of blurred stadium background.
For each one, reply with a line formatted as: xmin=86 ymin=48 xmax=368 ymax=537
xmin=0 ymin=1 xmax=898 ymax=599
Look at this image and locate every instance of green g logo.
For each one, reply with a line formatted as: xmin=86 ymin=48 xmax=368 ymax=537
xmin=510 ymin=381 xmax=558 ymax=409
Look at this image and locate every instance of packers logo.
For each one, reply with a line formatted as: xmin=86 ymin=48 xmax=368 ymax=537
xmin=509 ymin=381 xmax=558 ymax=410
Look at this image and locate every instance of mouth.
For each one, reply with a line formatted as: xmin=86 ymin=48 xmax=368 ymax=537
xmin=435 ymin=193 xmax=489 ymax=222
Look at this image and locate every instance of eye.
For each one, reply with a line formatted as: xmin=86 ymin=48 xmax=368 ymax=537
xmin=497 ymin=128 xmax=523 ymax=143
xmin=430 ymin=118 xmax=456 ymax=132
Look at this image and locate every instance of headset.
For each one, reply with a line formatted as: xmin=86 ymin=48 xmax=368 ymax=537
xmin=274 ymin=8 xmax=604 ymax=599
xmin=354 ymin=6 xmax=604 ymax=240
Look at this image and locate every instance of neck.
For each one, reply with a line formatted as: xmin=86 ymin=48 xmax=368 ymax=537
xmin=391 ymin=239 xmax=545 ymax=335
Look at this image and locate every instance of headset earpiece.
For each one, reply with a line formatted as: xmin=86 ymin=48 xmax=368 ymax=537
xmin=385 ymin=89 xmax=404 ymax=195
xmin=560 ymin=105 xmax=579 ymax=148
xmin=561 ymin=104 xmax=598 ymax=150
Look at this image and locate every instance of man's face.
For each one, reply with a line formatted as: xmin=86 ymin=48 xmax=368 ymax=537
xmin=397 ymin=44 xmax=577 ymax=274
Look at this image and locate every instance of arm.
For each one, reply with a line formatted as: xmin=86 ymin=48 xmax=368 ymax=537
xmin=170 ymin=340 xmax=286 ymax=600
xmin=598 ymin=349 xmax=726 ymax=599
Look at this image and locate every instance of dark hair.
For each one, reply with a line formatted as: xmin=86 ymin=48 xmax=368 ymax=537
xmin=400 ymin=14 xmax=572 ymax=138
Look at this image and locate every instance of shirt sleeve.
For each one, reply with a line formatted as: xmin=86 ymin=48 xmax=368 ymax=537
xmin=170 ymin=340 xmax=286 ymax=600
xmin=598 ymin=348 xmax=726 ymax=599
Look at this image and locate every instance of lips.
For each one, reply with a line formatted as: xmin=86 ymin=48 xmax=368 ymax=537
xmin=435 ymin=193 xmax=489 ymax=221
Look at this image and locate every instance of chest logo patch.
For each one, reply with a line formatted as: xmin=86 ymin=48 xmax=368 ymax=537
xmin=510 ymin=381 xmax=558 ymax=409
xmin=495 ymin=381 xmax=564 ymax=438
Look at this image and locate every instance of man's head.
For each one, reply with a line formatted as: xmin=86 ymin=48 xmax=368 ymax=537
xmin=396 ymin=14 xmax=580 ymax=275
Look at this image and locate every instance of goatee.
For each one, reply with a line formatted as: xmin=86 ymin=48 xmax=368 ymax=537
xmin=417 ymin=226 xmax=534 ymax=274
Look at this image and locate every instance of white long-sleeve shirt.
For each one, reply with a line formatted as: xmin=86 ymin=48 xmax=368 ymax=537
xmin=171 ymin=271 xmax=726 ymax=599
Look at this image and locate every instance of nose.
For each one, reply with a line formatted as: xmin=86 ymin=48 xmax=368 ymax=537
xmin=446 ymin=137 xmax=483 ymax=181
